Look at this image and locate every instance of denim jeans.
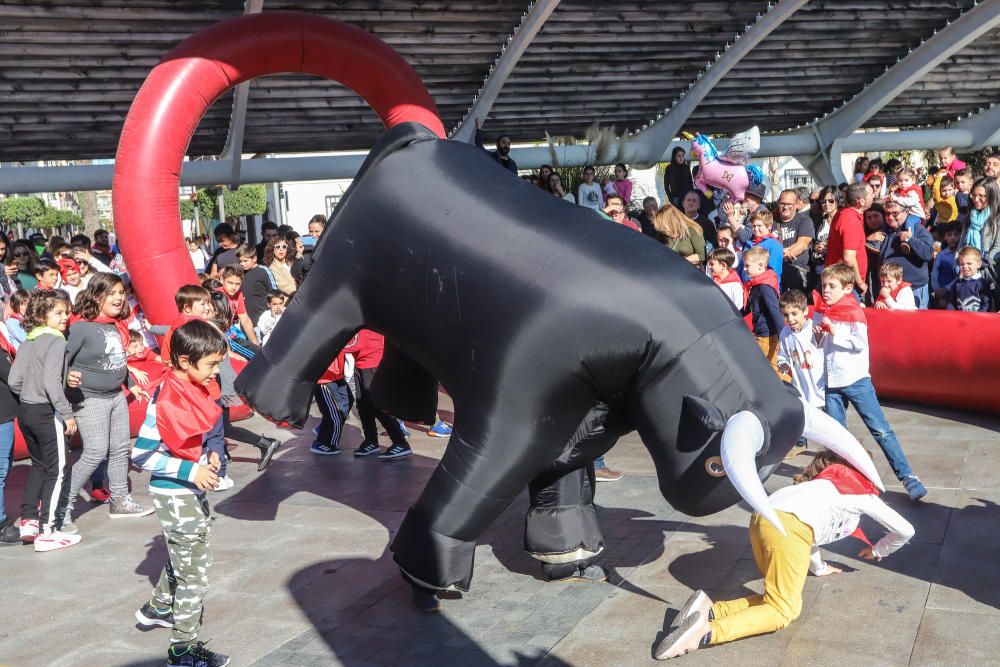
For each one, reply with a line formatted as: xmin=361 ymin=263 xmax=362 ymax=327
xmin=912 ymin=284 xmax=929 ymax=310
xmin=824 ymin=377 xmax=912 ymax=480
xmin=594 ymin=455 xmax=607 ymax=470
xmin=0 ymin=420 xmax=14 ymax=523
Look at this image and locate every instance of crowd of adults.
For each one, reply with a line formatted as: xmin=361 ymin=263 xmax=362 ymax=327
xmin=479 ymin=132 xmax=1000 ymax=313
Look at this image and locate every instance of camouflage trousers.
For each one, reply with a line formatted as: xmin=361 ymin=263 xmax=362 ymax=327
xmin=149 ymin=492 xmax=213 ymax=645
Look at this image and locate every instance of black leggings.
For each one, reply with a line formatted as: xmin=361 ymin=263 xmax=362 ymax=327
xmin=19 ymin=403 xmax=70 ymax=532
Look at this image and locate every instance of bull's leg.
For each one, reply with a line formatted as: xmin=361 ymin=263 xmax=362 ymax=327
xmin=390 ymin=394 xmax=593 ymax=594
xmin=526 ymin=464 xmax=605 ymax=581
xmin=235 ymin=281 xmax=362 ymax=428
xmin=524 ymin=403 xmax=628 ymax=582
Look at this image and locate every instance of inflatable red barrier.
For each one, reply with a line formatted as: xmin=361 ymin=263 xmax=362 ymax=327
xmin=12 ymin=355 xmax=252 ymax=460
xmin=867 ymin=309 xmax=999 ymax=414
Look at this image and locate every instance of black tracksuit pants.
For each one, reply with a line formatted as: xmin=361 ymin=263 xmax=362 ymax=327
xmin=19 ymin=403 xmax=70 ymax=532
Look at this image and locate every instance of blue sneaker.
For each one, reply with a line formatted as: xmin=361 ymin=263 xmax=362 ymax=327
xmin=310 ymin=441 xmax=340 ymax=456
xmin=903 ymin=474 xmax=927 ymax=501
xmin=428 ymin=421 xmax=453 ymax=438
xmin=397 ymin=420 xmax=410 ymax=438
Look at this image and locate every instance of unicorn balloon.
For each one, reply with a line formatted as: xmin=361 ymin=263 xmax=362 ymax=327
xmin=690 ymin=126 xmax=765 ymax=202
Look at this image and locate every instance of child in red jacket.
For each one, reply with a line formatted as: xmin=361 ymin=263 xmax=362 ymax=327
xmin=344 ymin=330 xmax=411 ymax=460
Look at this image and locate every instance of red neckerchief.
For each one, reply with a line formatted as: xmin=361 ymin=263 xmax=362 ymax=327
xmin=9 ymin=312 xmax=21 ymax=322
xmin=812 ymin=291 xmax=866 ymax=332
xmin=751 ymin=233 xmax=776 ymax=245
xmin=71 ymin=313 xmax=130 ymax=352
xmin=714 ymin=268 xmax=743 ymax=287
xmin=0 ymin=329 xmax=15 ymax=360
xmin=875 ymin=281 xmax=912 ymax=305
xmin=744 ymin=269 xmax=779 ymax=304
xmin=815 ymin=463 xmax=879 ymax=546
xmin=93 ymin=243 xmax=113 ymax=257
xmin=155 ymin=372 xmax=222 ymax=462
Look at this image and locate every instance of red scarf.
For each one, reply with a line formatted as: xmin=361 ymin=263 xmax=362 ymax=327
xmin=744 ymin=269 xmax=779 ymax=305
xmin=155 ymin=372 xmax=222 ymax=462
xmin=71 ymin=313 xmax=130 ymax=352
xmin=713 ymin=268 xmax=743 ymax=287
xmin=811 ymin=291 xmax=866 ymax=332
xmin=816 ymin=463 xmax=878 ymax=546
xmin=875 ymin=281 xmax=911 ymax=306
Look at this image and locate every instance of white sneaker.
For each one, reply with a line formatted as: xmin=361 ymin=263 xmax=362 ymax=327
xmin=18 ymin=518 xmax=39 ymax=542
xmin=34 ymin=530 xmax=82 ymax=552
xmin=213 ymin=476 xmax=235 ymax=492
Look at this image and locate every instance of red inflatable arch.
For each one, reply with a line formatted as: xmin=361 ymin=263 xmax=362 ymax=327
xmin=112 ymin=11 xmax=445 ymax=326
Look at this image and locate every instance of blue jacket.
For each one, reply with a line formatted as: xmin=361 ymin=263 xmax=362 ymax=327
xmin=879 ymin=215 xmax=933 ymax=288
xmin=931 ymin=246 xmax=958 ymax=290
xmin=739 ymin=236 xmax=784 ymax=282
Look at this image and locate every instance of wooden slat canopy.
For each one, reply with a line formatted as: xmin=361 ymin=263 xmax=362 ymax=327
xmin=0 ymin=0 xmax=996 ymax=163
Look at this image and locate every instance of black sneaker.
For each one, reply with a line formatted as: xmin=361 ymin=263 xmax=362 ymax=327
xmin=378 ymin=443 xmax=412 ymax=460
xmin=167 ymin=641 xmax=230 ymax=667
xmin=410 ymin=583 xmax=441 ymax=612
xmin=0 ymin=518 xmax=20 ymax=546
xmin=354 ymin=442 xmax=381 ymax=457
xmin=134 ymin=601 xmax=173 ymax=628
xmin=253 ymin=436 xmax=281 ymax=472
xmin=310 ymin=441 xmax=340 ymax=456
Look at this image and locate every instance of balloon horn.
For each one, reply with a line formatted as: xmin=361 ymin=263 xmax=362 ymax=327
xmin=799 ymin=399 xmax=884 ymax=491
xmin=720 ymin=411 xmax=785 ymax=535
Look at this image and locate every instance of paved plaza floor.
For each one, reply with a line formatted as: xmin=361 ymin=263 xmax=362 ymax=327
xmin=1 ymin=393 xmax=997 ymax=666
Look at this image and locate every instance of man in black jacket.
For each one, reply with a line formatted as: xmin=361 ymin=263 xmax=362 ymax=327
xmin=474 ymin=119 xmax=517 ymax=175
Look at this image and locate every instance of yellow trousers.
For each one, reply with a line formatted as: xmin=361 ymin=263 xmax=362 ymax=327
xmin=709 ymin=511 xmax=813 ymax=645
xmin=755 ymin=335 xmax=790 ymax=382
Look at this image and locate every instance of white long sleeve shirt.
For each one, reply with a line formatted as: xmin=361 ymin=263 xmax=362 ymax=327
xmin=882 ymin=285 xmax=916 ymax=311
xmin=815 ymin=312 xmax=870 ymax=389
xmin=770 ymin=479 xmax=914 ymax=573
xmin=777 ymin=325 xmax=825 ymax=407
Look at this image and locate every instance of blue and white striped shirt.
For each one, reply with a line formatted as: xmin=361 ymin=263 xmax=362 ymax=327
xmin=130 ymin=391 xmax=206 ymax=496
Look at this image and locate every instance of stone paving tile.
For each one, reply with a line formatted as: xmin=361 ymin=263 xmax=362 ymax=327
xmin=0 ymin=396 xmax=997 ymax=666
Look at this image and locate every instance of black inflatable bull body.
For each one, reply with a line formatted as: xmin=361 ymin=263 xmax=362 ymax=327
xmin=236 ymin=123 xmax=806 ymax=591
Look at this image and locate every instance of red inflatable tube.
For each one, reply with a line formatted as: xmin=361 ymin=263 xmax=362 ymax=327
xmin=112 ymin=12 xmax=445 ymax=326
xmin=13 ymin=356 xmax=253 ymax=460
xmin=867 ymin=309 xmax=1000 ymax=414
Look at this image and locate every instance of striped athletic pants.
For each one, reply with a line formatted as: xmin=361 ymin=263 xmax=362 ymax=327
xmin=18 ymin=403 xmax=70 ymax=532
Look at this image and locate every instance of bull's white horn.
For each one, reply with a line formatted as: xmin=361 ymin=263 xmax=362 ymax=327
xmin=720 ymin=411 xmax=785 ymax=535
xmin=800 ymin=399 xmax=885 ymax=492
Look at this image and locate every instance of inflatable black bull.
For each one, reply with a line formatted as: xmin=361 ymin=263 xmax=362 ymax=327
xmin=235 ymin=122 xmax=877 ymax=592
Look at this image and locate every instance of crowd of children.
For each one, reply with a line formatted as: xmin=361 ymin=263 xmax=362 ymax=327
xmin=0 ymin=224 xmax=459 ymax=665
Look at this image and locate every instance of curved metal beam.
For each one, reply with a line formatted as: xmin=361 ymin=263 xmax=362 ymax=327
xmin=220 ymin=0 xmax=265 ymax=189
xmin=626 ymin=0 xmax=810 ymax=167
xmin=807 ymin=0 xmax=1000 ymax=181
xmin=952 ymin=103 xmax=1000 ymax=149
xmin=451 ymin=0 xmax=561 ymax=143
xmin=2 ymin=122 xmax=995 ymax=195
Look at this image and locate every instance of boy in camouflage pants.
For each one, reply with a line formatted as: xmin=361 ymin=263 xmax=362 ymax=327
xmin=131 ymin=320 xmax=231 ymax=667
